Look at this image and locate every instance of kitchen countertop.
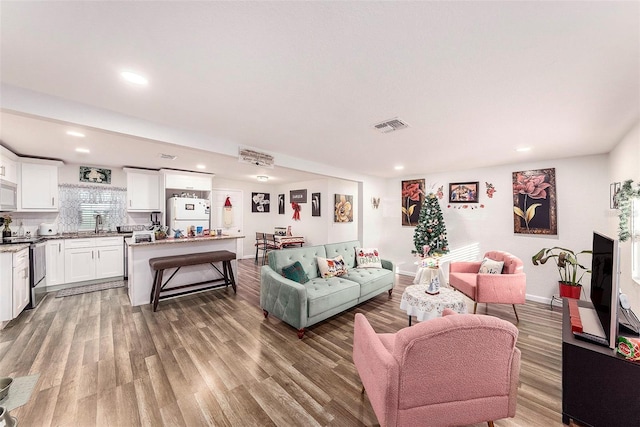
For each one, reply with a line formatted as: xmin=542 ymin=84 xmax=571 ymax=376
xmin=127 ymin=234 xmax=245 ymax=247
xmin=43 ymin=231 xmax=132 ymax=240
xmin=0 ymin=243 xmax=30 ymax=253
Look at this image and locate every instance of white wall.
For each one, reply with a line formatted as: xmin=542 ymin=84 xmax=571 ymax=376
xmin=609 ymin=121 xmax=640 ymax=310
xmin=374 ymin=155 xmax=609 ymax=304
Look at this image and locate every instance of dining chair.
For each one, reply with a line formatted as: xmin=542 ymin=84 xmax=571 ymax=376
xmin=254 ymin=232 xmax=266 ymax=264
xmin=262 ymin=233 xmax=279 ymax=265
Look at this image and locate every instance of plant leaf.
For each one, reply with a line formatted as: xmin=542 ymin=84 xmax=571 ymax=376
xmin=525 ymin=203 xmax=542 ymax=222
xmin=408 ymin=205 xmax=416 ymax=216
xmin=513 ymin=206 xmax=525 ymax=219
xmin=401 ymin=207 xmax=407 ymax=215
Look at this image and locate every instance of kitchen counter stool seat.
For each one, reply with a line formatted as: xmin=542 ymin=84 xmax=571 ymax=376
xmin=149 ymin=250 xmax=236 ymax=311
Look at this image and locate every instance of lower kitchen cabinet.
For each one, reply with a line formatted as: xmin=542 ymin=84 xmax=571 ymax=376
xmin=1 ymin=247 xmax=30 ymax=322
xmin=45 ymin=240 xmax=65 ymax=286
xmin=64 ymin=236 xmax=123 ymax=284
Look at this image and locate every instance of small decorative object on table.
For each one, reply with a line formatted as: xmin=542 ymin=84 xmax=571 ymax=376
xmin=425 ymin=276 xmax=440 ymax=295
xmin=173 ymin=229 xmax=184 ymax=238
xmin=2 ymin=215 xmax=12 ymax=239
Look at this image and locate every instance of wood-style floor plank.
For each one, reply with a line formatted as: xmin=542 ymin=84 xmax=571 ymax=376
xmin=0 ymin=258 xmax=577 ymax=426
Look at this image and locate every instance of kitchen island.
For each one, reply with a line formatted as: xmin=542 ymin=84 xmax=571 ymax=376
xmin=127 ymin=234 xmax=244 ymax=307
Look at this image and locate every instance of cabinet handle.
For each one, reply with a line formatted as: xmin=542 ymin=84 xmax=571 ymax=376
xmin=129 ymin=200 xmax=132 ymax=207
xmin=98 ymin=250 xmax=100 ymax=259
xmin=92 ymin=251 xmax=94 ymax=260
xmin=52 ymin=197 xmax=55 ymax=206
xmin=58 ymin=243 xmax=61 ymax=252
xmin=0 ymin=165 xmax=5 ymax=176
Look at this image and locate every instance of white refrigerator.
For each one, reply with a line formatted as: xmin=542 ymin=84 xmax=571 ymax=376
xmin=167 ymin=196 xmax=210 ymax=234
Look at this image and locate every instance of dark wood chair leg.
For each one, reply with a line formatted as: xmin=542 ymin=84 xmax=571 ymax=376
xmin=297 ymin=328 xmax=305 ymax=339
xmin=513 ymin=304 xmax=520 ymax=323
xmin=263 ymin=310 xmax=269 ymax=318
xmin=152 ymin=269 xmax=164 ymax=312
xmin=388 ymin=289 xmax=393 ymax=297
xmin=487 ymin=421 xmax=495 ymax=427
xmin=226 ymin=260 xmax=237 ymax=293
xmin=361 ymin=385 xmax=365 ymax=394
xmin=473 ymin=302 xmax=478 ymax=314
xmin=150 ymin=270 xmax=159 ymax=303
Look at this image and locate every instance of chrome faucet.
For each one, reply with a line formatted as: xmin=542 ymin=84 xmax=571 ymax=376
xmin=95 ymin=214 xmax=103 ymax=234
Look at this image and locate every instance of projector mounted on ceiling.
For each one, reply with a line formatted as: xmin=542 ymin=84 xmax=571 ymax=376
xmin=238 ymin=148 xmax=274 ymax=168
xmin=373 ymin=118 xmax=409 ymax=133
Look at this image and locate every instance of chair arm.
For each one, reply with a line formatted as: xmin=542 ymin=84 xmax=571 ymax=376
xmin=508 ymin=347 xmax=521 ymax=417
xmin=260 ymin=266 xmax=308 ymax=329
xmin=476 ymin=273 xmax=527 ymax=304
xmin=353 ymin=313 xmax=400 ymax=427
xmin=449 ymin=261 xmax=481 ymax=274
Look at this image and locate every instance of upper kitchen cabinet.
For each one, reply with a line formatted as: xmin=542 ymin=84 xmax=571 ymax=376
xmin=20 ymin=160 xmax=62 ymax=211
xmin=124 ymin=168 xmax=161 ymax=211
xmin=0 ymin=146 xmax=18 ymax=184
xmin=162 ymin=169 xmax=213 ymax=192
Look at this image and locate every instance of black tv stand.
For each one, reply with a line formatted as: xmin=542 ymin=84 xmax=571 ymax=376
xmin=562 ymin=299 xmax=640 ymax=426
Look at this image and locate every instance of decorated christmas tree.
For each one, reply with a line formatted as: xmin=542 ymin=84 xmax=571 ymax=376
xmin=413 ymin=193 xmax=450 ymax=256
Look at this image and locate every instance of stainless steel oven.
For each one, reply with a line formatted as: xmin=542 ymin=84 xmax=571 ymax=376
xmin=27 ymin=241 xmax=46 ymax=309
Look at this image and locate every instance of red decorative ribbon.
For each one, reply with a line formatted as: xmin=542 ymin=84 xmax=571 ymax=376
xmin=291 ymin=202 xmax=301 ymax=220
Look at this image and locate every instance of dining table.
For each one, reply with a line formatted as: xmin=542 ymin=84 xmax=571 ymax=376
xmin=273 ymin=235 xmax=305 ymax=249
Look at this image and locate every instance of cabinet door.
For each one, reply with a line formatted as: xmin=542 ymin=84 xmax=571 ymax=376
xmin=46 ymin=240 xmax=66 ymax=286
xmin=0 ymin=149 xmax=18 ymax=184
xmin=12 ymin=250 xmax=30 ymax=317
xmin=20 ymin=163 xmax=59 ymax=210
xmin=127 ymin=172 xmax=160 ymax=211
xmin=165 ymin=173 xmax=212 ymax=191
xmin=95 ymin=245 xmax=124 ymax=279
xmin=64 ymin=247 xmax=96 ymax=283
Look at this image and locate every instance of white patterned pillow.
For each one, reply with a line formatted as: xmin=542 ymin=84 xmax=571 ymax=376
xmin=479 ymin=258 xmax=504 ymax=274
xmin=356 ymin=248 xmax=383 ymax=268
xmin=317 ymin=255 xmax=348 ymax=278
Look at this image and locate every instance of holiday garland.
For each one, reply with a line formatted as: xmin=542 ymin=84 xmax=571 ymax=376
xmin=615 ymin=179 xmax=640 ymax=242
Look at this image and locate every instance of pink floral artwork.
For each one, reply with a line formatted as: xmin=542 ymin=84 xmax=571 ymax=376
xmin=485 ymin=182 xmax=496 ymax=198
xmin=512 ymin=168 xmax=557 ymax=234
xmin=401 ymin=179 xmax=425 ymax=226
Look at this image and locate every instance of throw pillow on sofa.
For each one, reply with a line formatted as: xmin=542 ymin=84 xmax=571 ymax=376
xmin=317 ymin=255 xmax=348 ymax=278
xmin=282 ymin=261 xmax=310 ymax=284
xmin=356 ymin=248 xmax=382 ymax=268
xmin=479 ymin=258 xmax=504 ymax=274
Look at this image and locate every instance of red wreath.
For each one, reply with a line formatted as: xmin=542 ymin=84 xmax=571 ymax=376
xmin=291 ymin=202 xmax=301 ymax=221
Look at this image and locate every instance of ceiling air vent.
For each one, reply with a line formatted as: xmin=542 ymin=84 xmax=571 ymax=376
xmin=238 ymin=148 xmax=274 ymax=168
xmin=373 ymin=118 xmax=409 ymax=133
xmin=159 ymin=153 xmax=177 ymax=160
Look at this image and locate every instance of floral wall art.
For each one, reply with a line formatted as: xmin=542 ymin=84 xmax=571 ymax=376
xmin=251 ymin=192 xmax=270 ymax=213
xmin=401 ymin=179 xmax=425 ymax=226
xmin=334 ymin=194 xmax=353 ymax=222
xmin=512 ymin=168 xmax=557 ymax=235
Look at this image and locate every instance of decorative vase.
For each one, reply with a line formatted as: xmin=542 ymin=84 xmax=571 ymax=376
xmin=559 ymin=282 xmax=582 ymax=299
xmin=2 ymin=224 xmax=10 ymax=239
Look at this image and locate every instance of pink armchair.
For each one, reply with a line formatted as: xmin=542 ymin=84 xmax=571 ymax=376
xmin=449 ymin=250 xmax=526 ymax=322
xmin=353 ymin=310 xmax=520 ymax=427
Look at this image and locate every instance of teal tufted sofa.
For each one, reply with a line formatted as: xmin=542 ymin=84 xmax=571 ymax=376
xmin=260 ymin=240 xmax=395 ymax=338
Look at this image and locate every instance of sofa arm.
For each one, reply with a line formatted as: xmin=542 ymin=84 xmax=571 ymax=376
xmin=381 ymin=258 xmax=395 ymax=273
xmin=449 ymin=261 xmax=482 ymax=274
xmin=353 ymin=313 xmax=399 ymax=427
xmin=260 ymin=266 xmax=308 ymax=329
xmin=476 ymin=273 xmax=526 ymax=304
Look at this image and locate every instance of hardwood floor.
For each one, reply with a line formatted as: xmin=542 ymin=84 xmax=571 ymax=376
xmin=0 ymin=259 xmax=570 ymax=426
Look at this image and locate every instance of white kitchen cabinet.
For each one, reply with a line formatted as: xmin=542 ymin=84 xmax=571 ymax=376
xmin=163 ymin=170 xmax=212 ymax=191
xmin=45 ymin=240 xmax=65 ymax=286
xmin=1 ymin=247 xmax=30 ymax=323
xmin=64 ymin=236 xmax=124 ymax=284
xmin=125 ymin=168 xmax=161 ymax=211
xmin=13 ymin=248 xmax=30 ymax=316
xmin=20 ymin=162 xmax=60 ymax=210
xmin=0 ymin=146 xmax=18 ymax=184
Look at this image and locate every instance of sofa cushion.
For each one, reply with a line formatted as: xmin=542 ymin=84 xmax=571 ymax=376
xmin=343 ymin=268 xmax=394 ymax=297
xmin=317 ymin=255 xmax=348 ymax=278
xmin=479 ymin=258 xmax=504 ymax=274
xmin=325 ymin=240 xmax=360 ymax=268
xmin=269 ymin=244 xmax=327 ymax=280
xmin=282 ymin=261 xmax=310 ymax=284
xmin=306 ymin=277 xmax=360 ymax=317
xmin=449 ymin=272 xmax=477 ymax=299
xmin=356 ymin=248 xmax=383 ymax=268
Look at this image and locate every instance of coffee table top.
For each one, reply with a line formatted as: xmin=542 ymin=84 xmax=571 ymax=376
xmin=400 ymin=285 xmax=467 ymax=322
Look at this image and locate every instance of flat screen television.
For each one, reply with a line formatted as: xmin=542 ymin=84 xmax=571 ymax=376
xmin=589 ymin=231 xmax=620 ymax=349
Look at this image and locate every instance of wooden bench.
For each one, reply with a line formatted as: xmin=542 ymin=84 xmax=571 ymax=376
xmin=149 ymin=250 xmax=236 ymax=311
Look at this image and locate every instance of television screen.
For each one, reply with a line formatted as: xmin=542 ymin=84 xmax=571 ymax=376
xmin=590 ymin=232 xmax=620 ymax=349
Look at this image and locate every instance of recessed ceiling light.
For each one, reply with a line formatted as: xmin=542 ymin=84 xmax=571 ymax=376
xmin=121 ymin=71 xmax=148 ymax=85
xmin=394 ymin=165 xmax=405 ymax=170
xmin=196 ymin=164 xmax=206 ymax=170
xmin=66 ymin=131 xmax=85 ymax=137
xmin=75 ymin=148 xmax=90 ymax=153
xmin=516 ymin=147 xmax=532 ymax=152
xmin=257 ymin=175 xmax=269 ymax=182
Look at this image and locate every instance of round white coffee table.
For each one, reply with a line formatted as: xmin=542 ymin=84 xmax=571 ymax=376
xmin=400 ymin=285 xmax=467 ymax=326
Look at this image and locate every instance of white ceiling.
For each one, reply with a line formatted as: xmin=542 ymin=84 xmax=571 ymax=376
xmin=1 ymin=1 xmax=638 ymax=183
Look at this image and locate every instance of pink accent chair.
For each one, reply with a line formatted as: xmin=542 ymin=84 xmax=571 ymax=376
xmin=353 ymin=310 xmax=520 ymax=427
xmin=449 ymin=251 xmax=526 ymax=322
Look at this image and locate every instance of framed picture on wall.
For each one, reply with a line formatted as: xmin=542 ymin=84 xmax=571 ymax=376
xmin=251 ymin=192 xmax=270 ymax=213
xmin=278 ymin=194 xmax=285 ymax=214
xmin=449 ymin=182 xmax=479 ymax=203
xmin=401 ymin=179 xmax=425 ymax=226
xmin=512 ymin=168 xmax=557 ymax=235
xmin=334 ymin=194 xmax=353 ymax=222
xmin=290 ymin=189 xmax=307 ymax=203
xmin=312 ymin=193 xmax=321 ymax=216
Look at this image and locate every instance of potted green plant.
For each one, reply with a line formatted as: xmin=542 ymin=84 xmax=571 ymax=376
xmin=531 ymin=247 xmax=592 ymax=299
